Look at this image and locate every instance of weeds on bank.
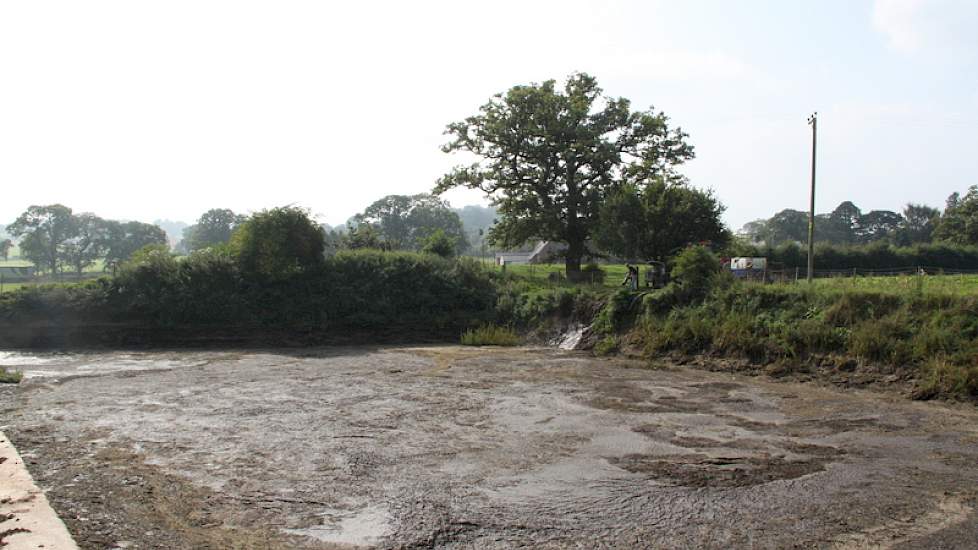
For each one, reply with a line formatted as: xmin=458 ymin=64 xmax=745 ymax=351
xmin=917 ymin=357 xmax=978 ymax=399
xmin=461 ymin=324 xmax=521 ymax=346
xmin=0 ymin=367 xmax=23 ymax=384
xmin=594 ymin=270 xmax=978 ymax=401
xmin=593 ymin=335 xmax=619 ymax=356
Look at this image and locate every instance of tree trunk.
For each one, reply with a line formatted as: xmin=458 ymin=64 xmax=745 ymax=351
xmin=565 ymin=240 xmax=584 ymax=281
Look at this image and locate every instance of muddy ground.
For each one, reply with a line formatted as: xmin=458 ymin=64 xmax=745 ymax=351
xmin=1 ymin=346 xmax=977 ymax=549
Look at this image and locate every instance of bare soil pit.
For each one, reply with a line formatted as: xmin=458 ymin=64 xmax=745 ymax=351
xmin=2 ymin=346 xmax=978 ymax=549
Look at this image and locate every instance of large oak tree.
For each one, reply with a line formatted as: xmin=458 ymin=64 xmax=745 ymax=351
xmin=435 ymin=73 xmax=694 ymax=277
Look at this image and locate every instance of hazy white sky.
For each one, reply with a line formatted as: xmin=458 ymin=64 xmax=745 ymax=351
xmin=2 ymin=0 xmax=977 ymax=230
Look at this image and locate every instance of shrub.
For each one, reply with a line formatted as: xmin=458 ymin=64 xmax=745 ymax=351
xmin=231 ymin=206 xmax=326 ymax=281
xmin=641 ymin=283 xmax=683 ymax=315
xmin=421 ymin=229 xmax=458 ymax=258
xmin=461 ymin=324 xmax=521 ymax=346
xmin=592 ymin=289 xmax=636 ymax=334
xmin=0 ymin=367 xmax=23 ymax=384
xmin=671 ymin=245 xmax=720 ymax=298
xmin=594 ymin=335 xmax=618 ymax=356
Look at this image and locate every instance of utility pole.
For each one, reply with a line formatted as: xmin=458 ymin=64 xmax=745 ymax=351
xmin=807 ymin=112 xmax=817 ymax=283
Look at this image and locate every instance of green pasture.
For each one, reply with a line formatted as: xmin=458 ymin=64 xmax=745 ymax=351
xmin=494 ymin=262 xmax=632 ymax=290
xmin=787 ymin=273 xmax=978 ymax=296
xmin=0 ymin=281 xmax=31 ymax=294
xmin=498 ymin=262 xmax=978 ymax=297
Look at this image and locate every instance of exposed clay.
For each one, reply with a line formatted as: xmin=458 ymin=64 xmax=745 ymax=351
xmin=2 ymin=346 xmax=978 ymax=548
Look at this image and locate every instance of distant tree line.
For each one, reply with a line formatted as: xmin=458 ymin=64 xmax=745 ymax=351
xmin=5 ymin=205 xmax=167 ymax=275
xmin=176 ymin=198 xmax=483 ymax=261
xmin=730 ymin=240 xmax=978 ymax=271
xmin=738 ymin=187 xmax=978 ymax=248
xmin=0 ymin=206 xmax=497 ymax=339
xmin=343 ymin=194 xmax=470 ymax=256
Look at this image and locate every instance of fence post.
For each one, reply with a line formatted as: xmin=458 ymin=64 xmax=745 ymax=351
xmin=795 ymin=267 xmax=799 ymax=282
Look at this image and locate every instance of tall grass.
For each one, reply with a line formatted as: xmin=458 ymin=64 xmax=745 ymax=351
xmin=0 ymin=367 xmax=23 ymax=384
xmin=460 ymin=324 xmax=521 ymax=346
xmin=625 ymin=278 xmax=978 ymax=401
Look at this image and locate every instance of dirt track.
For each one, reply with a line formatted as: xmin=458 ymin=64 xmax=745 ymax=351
xmin=2 ymin=346 xmax=978 ymax=549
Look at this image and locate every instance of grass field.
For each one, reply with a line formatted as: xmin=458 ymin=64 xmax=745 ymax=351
xmin=494 ymin=263 xmax=632 ymax=290
xmin=779 ymin=273 xmax=978 ymax=296
xmin=0 ymin=281 xmax=31 ymax=294
xmin=0 ymin=279 xmax=96 ymax=294
xmin=498 ymin=262 xmax=978 ymax=297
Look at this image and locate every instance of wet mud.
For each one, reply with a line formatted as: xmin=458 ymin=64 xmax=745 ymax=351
xmin=2 ymin=347 xmax=978 ymax=548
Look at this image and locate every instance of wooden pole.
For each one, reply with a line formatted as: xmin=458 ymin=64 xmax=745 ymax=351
xmin=807 ymin=112 xmax=818 ymax=283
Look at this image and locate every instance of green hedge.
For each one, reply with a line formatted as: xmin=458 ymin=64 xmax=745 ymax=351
xmin=729 ymin=241 xmax=978 ymax=270
xmin=0 ymin=249 xmax=498 ymax=333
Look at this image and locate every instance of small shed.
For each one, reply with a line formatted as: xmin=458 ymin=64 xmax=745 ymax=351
xmin=495 ymin=253 xmax=532 ymax=266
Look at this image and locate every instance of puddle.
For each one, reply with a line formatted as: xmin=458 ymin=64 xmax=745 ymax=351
xmin=286 ymin=505 xmax=392 ymax=546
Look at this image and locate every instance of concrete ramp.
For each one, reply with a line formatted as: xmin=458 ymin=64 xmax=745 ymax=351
xmin=1 ymin=431 xmax=78 ymax=549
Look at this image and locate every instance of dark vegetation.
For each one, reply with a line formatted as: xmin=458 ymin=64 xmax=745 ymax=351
xmin=0 ymin=250 xmax=495 ymax=334
xmin=729 ymin=240 xmax=978 ymax=271
xmin=351 ymin=194 xmax=469 ymax=255
xmin=0 ymin=208 xmax=497 ymax=346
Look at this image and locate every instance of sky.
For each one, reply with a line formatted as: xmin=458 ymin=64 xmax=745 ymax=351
xmin=1 ymin=0 xmax=977 ymax=231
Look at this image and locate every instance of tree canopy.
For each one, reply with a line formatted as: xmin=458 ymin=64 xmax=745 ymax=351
xmin=7 ymin=204 xmax=76 ymax=274
xmin=231 ymin=206 xmax=326 ymax=280
xmin=6 ymin=205 xmax=168 ymax=275
xmin=593 ymin=180 xmax=728 ymax=260
xmin=934 ymin=186 xmax=978 ymax=245
xmin=62 ymin=213 xmax=112 ymax=275
xmin=740 ymin=201 xmax=938 ymax=247
xmin=0 ymin=239 xmax=12 ymax=261
xmin=182 ymin=208 xmax=246 ymax=252
xmin=420 ymin=228 xmax=458 ymax=258
xmin=353 ymin=194 xmax=468 ymax=253
xmin=104 ymin=221 xmax=168 ymax=270
xmin=435 ymin=72 xmax=694 ymax=277
xmin=896 ymin=203 xmax=940 ymax=245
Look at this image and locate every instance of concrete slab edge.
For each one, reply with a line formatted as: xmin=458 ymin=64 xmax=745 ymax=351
xmin=1 ymin=431 xmax=79 ymax=550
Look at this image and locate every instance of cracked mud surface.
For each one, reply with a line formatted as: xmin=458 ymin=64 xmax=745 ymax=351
xmin=1 ymin=346 xmax=978 ymax=548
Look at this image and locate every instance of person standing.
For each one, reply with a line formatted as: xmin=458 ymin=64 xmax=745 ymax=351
xmin=622 ymin=264 xmax=639 ymax=291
